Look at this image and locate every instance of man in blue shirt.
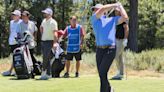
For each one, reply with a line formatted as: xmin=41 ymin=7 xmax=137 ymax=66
xmin=90 ymin=2 xmax=128 ymax=92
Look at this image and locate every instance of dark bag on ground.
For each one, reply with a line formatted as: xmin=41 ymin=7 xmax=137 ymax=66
xmin=33 ymin=61 xmax=42 ymax=75
xmin=51 ymin=52 xmax=66 ymax=78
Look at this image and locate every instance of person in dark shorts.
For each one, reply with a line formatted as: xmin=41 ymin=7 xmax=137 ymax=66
xmin=63 ymin=16 xmax=85 ymax=78
xmin=90 ymin=2 xmax=128 ymax=92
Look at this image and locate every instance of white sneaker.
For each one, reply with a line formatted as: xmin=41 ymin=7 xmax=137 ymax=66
xmin=114 ymin=74 xmax=123 ymax=78
xmin=111 ymin=87 xmax=114 ymax=92
xmin=2 ymin=71 xmax=11 ymax=76
xmin=111 ymin=74 xmax=123 ymax=80
xmin=39 ymin=71 xmax=50 ymax=80
xmin=11 ymin=72 xmax=16 ymax=76
xmin=39 ymin=75 xmax=50 ymax=80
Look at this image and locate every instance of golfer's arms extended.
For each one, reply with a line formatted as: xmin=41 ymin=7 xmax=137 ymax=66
xmin=123 ymin=24 xmax=129 ymax=39
xmin=95 ymin=3 xmax=118 ymax=19
xmin=118 ymin=5 xmax=129 ymax=25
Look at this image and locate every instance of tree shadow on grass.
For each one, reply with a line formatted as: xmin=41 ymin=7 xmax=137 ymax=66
xmin=9 ymin=77 xmax=29 ymax=80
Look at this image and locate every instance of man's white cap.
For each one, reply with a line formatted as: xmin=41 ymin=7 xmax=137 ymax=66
xmin=12 ymin=10 xmax=21 ymax=16
xmin=42 ymin=8 xmax=53 ymax=16
xmin=91 ymin=4 xmax=103 ymax=10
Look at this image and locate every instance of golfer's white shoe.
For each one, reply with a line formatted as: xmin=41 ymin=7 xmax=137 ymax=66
xmin=111 ymin=74 xmax=123 ymax=80
xmin=111 ymin=87 xmax=114 ymax=92
xmin=2 ymin=71 xmax=11 ymax=76
xmin=39 ymin=75 xmax=50 ymax=80
xmin=11 ymin=72 xmax=16 ymax=76
xmin=39 ymin=71 xmax=50 ymax=80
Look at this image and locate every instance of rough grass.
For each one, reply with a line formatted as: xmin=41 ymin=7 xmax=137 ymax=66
xmin=82 ymin=49 xmax=164 ymax=73
xmin=124 ymin=49 xmax=164 ymax=72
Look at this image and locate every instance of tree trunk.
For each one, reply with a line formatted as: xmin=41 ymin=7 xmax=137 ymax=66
xmin=128 ymin=0 xmax=138 ymax=52
xmin=0 ymin=33 xmax=1 ymax=58
xmin=62 ymin=0 xmax=65 ymax=29
xmin=93 ymin=0 xmax=96 ymax=5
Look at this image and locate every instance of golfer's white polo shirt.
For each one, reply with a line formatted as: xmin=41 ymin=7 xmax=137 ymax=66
xmin=9 ymin=19 xmax=22 ymax=45
xmin=41 ymin=17 xmax=58 ymax=41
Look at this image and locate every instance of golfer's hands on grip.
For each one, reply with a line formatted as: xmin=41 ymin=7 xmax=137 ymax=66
xmin=116 ymin=2 xmax=122 ymax=8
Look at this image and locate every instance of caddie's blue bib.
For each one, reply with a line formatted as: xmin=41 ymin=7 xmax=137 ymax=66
xmin=67 ymin=25 xmax=81 ymax=53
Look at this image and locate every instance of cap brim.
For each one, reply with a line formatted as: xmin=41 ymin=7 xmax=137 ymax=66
xmin=11 ymin=12 xmax=16 ymax=15
xmin=90 ymin=6 xmax=95 ymax=10
xmin=91 ymin=6 xmax=100 ymax=11
xmin=42 ymin=10 xmax=47 ymax=14
xmin=90 ymin=6 xmax=102 ymax=11
xmin=11 ymin=12 xmax=19 ymax=16
xmin=22 ymin=12 xmax=27 ymax=15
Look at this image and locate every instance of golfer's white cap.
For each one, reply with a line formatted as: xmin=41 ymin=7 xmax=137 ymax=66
xmin=42 ymin=8 xmax=53 ymax=16
xmin=91 ymin=4 xmax=103 ymax=10
xmin=12 ymin=10 xmax=21 ymax=16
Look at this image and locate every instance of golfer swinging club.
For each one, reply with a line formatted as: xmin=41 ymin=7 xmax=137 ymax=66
xmin=90 ymin=2 xmax=128 ymax=92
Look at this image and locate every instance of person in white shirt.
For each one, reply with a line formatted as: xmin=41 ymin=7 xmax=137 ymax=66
xmin=19 ymin=11 xmax=37 ymax=39
xmin=2 ymin=10 xmax=22 ymax=76
xmin=19 ymin=11 xmax=38 ymax=72
xmin=39 ymin=8 xmax=58 ymax=80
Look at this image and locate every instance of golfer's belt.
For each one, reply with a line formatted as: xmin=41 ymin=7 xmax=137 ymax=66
xmin=97 ymin=45 xmax=115 ymax=49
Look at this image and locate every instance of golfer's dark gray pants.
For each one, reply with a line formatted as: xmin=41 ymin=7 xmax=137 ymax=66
xmin=41 ymin=41 xmax=53 ymax=75
xmin=96 ymin=47 xmax=116 ymax=92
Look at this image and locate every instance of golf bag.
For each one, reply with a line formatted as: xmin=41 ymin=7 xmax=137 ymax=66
xmin=51 ymin=43 xmax=66 ymax=78
xmin=13 ymin=31 xmax=34 ymax=79
xmin=33 ymin=61 xmax=42 ymax=75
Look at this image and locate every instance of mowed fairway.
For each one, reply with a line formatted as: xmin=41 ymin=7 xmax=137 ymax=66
xmin=0 ymin=75 xmax=164 ymax=92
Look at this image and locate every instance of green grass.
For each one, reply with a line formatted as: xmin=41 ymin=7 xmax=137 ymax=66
xmin=0 ymin=50 xmax=164 ymax=92
xmin=0 ymin=75 xmax=164 ymax=92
